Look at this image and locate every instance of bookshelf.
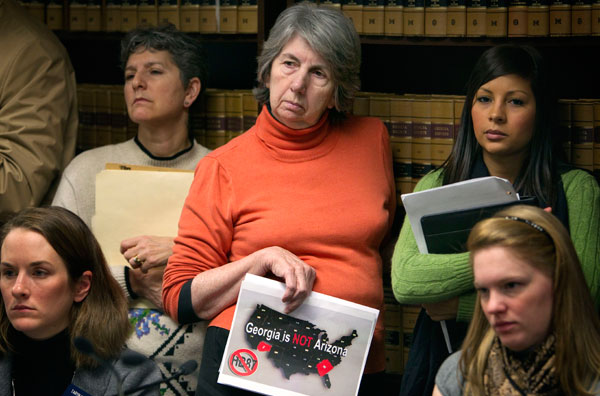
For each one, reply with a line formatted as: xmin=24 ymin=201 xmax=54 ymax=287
xmin=22 ymin=0 xmax=599 ymax=389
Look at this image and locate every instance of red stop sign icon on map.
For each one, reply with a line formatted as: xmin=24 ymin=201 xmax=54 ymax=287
xmin=229 ymin=349 xmax=258 ymax=376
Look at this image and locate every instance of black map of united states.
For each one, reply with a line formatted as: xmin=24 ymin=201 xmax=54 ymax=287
xmin=244 ymin=304 xmax=358 ymax=389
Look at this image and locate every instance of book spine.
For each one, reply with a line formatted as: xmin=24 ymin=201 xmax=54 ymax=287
xmin=447 ymin=0 xmax=467 ymax=35
xmin=342 ymin=0 xmax=364 ymax=33
xmin=192 ymin=94 xmax=207 ymax=145
xmin=78 ymin=84 xmax=97 ymax=151
xmin=180 ymin=0 xmax=200 ymax=32
xmin=425 ymin=0 xmax=448 ymax=35
xmin=158 ymin=0 xmax=180 ymax=28
xmin=430 ymin=98 xmax=454 ymax=167
xmin=466 ymin=0 xmax=487 ymax=36
xmin=109 ymin=86 xmax=129 ymax=145
xmin=120 ymin=0 xmax=138 ymax=32
xmin=411 ymin=97 xmax=432 ymax=189
xmin=242 ymin=90 xmax=259 ymax=131
xmin=352 ymin=92 xmax=371 ymax=117
xmin=487 ymin=0 xmax=508 ymax=35
xmin=390 ymin=97 xmax=413 ymax=197
xmin=69 ymin=0 xmax=87 ymax=30
xmin=226 ymin=91 xmax=244 ymax=141
xmin=138 ymin=0 xmax=158 ymax=26
xmin=220 ymin=0 xmax=238 ymax=33
xmin=404 ymin=0 xmax=425 ymax=35
xmin=558 ymin=99 xmax=572 ymax=162
xmin=87 ymin=0 xmax=102 ymax=31
xmin=369 ymin=93 xmax=392 ymax=134
xmin=508 ymin=0 xmax=528 ymax=35
xmin=320 ymin=0 xmax=343 ymax=9
xmin=105 ymin=0 xmax=122 ymax=32
xmin=571 ymin=101 xmax=594 ymax=171
xmin=199 ymin=0 xmax=217 ymax=33
xmin=593 ymin=0 xmax=600 ymax=33
xmin=528 ymin=0 xmax=550 ymax=35
xmin=46 ymin=0 xmax=64 ymax=29
xmin=549 ymin=0 xmax=571 ymax=35
xmin=571 ymin=0 xmax=592 ymax=34
xmin=453 ymin=96 xmax=465 ymax=140
xmin=237 ymin=0 xmax=257 ymax=33
xmin=363 ymin=0 xmax=386 ymax=34
xmin=385 ymin=0 xmax=404 ymax=35
xmin=94 ymin=87 xmax=111 ymax=147
xmin=205 ymin=89 xmax=227 ymax=149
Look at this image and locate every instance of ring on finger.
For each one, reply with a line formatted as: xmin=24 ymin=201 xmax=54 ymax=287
xmin=133 ymin=255 xmax=144 ymax=266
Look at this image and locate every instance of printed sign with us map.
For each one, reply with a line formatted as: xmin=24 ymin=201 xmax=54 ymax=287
xmin=217 ymin=274 xmax=379 ymax=396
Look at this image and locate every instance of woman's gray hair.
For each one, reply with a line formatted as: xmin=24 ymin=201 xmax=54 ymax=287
xmin=253 ymin=2 xmax=361 ymax=116
xmin=120 ymin=23 xmax=207 ymax=92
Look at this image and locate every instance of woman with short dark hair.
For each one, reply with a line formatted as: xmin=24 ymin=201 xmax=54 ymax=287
xmin=53 ymin=24 xmax=210 ymax=395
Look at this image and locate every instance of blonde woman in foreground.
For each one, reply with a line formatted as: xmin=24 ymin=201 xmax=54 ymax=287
xmin=434 ymin=205 xmax=600 ymax=396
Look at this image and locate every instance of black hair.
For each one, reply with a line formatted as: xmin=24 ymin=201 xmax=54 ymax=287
xmin=442 ymin=44 xmax=563 ymax=207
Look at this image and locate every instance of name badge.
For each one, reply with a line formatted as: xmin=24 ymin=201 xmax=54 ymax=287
xmin=62 ymin=383 xmax=92 ymax=396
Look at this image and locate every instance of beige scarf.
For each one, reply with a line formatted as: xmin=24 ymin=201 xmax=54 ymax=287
xmin=482 ymin=334 xmax=559 ymax=396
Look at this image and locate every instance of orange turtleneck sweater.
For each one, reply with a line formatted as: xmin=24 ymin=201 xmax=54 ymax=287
xmin=163 ymin=106 xmax=395 ymax=373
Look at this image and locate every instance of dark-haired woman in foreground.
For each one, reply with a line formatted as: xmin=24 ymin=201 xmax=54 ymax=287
xmin=0 ymin=206 xmax=160 ymax=395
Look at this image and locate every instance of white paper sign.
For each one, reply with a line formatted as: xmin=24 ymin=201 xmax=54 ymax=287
xmin=218 ymin=274 xmax=379 ymax=396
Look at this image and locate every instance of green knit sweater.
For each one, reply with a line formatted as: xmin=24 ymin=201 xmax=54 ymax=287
xmin=391 ymin=168 xmax=600 ymax=322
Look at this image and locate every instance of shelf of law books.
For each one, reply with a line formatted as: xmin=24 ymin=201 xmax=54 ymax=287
xmin=292 ymin=0 xmax=600 ymax=38
xmin=18 ymin=0 xmax=259 ymax=34
xmin=22 ymin=0 xmax=600 ymax=37
xmin=74 ymin=84 xmax=260 ymax=152
xmin=74 ymin=84 xmax=600 ymax=207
